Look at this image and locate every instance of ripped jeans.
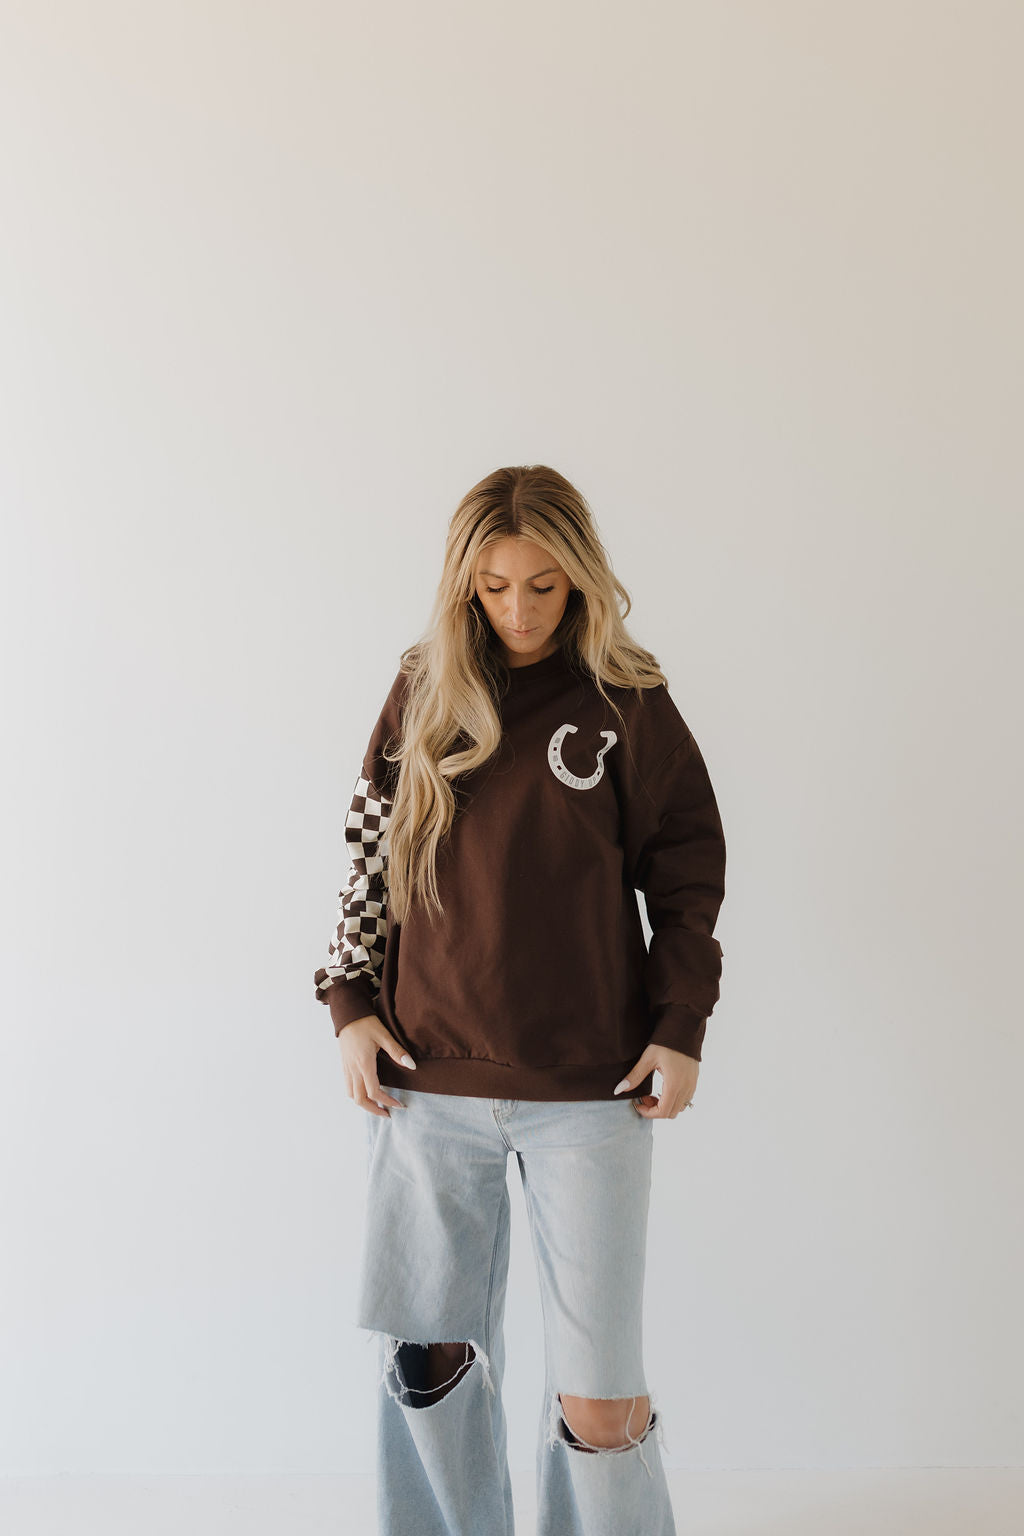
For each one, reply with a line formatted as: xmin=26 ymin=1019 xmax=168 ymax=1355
xmin=356 ymin=1087 xmax=677 ymax=1536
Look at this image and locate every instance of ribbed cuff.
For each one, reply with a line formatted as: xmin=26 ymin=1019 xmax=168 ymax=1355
xmin=647 ymin=1005 xmax=707 ymax=1062
xmin=314 ymin=970 xmax=378 ymax=1034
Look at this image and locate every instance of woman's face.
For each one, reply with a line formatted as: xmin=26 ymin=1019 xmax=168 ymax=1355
xmin=473 ymin=537 xmax=573 ymax=667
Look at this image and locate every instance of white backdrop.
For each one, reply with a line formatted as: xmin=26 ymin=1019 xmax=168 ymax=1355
xmin=1 ymin=0 xmax=1021 ymax=1487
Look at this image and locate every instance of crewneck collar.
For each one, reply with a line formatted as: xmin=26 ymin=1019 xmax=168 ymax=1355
xmin=504 ymin=643 xmax=571 ymax=684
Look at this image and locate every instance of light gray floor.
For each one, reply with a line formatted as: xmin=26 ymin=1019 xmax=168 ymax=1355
xmin=2 ymin=1468 xmax=1022 ymax=1534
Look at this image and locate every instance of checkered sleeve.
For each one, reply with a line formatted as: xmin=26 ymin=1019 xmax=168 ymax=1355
xmin=313 ymin=771 xmax=393 ymax=1028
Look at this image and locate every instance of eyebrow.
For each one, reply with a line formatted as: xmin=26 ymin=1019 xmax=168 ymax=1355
xmin=480 ymin=567 xmax=560 ymax=581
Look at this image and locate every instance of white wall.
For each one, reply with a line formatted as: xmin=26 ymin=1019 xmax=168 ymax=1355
xmin=1 ymin=0 xmax=1021 ymax=1480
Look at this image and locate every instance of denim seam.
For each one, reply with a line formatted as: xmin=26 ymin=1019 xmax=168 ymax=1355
xmin=490 ymin=1100 xmax=517 ymax=1153
xmin=520 ymin=1166 xmax=559 ymax=1425
xmin=479 ymin=1175 xmax=507 ymax=1398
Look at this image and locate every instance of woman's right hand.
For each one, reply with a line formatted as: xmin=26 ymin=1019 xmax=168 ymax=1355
xmin=337 ymin=1014 xmax=416 ymax=1117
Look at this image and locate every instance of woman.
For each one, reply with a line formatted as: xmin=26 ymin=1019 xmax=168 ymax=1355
xmin=313 ymin=465 xmax=727 ymax=1536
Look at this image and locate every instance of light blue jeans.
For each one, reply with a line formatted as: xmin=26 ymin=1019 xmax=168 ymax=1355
xmin=356 ymin=1087 xmax=677 ymax=1536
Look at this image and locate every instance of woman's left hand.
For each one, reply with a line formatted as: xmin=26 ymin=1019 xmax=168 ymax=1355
xmin=613 ymin=1044 xmax=699 ymax=1119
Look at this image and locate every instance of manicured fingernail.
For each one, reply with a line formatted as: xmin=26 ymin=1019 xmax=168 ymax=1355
xmin=401 ymin=1054 xmax=416 ymax=1069
xmin=613 ymin=1078 xmax=630 ymax=1094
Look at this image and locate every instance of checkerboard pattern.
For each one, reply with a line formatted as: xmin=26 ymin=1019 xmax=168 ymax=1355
xmin=313 ymin=772 xmax=393 ymax=1004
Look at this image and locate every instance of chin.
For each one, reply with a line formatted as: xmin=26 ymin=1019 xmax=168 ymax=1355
xmin=504 ymin=632 xmax=554 ymax=662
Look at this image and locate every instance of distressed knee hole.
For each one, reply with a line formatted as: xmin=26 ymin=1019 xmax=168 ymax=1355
xmin=556 ymin=1392 xmax=655 ymax=1453
xmin=384 ymin=1340 xmax=477 ymax=1408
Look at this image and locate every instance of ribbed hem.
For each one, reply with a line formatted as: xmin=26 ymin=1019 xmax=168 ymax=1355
xmin=376 ymin=1053 xmax=655 ymax=1102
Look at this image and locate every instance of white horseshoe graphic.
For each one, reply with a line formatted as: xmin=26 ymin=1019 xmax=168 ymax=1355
xmin=547 ymin=724 xmax=618 ymax=790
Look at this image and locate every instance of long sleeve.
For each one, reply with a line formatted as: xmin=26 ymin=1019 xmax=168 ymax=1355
xmin=313 ymin=664 xmax=409 ymax=1035
xmin=313 ymin=772 xmax=393 ymax=1031
xmin=620 ymin=726 xmax=727 ymax=1062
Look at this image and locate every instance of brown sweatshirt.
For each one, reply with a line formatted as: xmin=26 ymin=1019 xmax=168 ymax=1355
xmin=314 ymin=643 xmax=726 ymax=1101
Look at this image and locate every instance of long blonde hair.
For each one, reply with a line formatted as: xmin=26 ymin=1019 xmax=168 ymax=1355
xmin=384 ymin=465 xmax=668 ymax=925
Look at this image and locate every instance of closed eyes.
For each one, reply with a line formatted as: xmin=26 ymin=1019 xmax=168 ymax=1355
xmin=486 ymin=585 xmax=555 ymax=595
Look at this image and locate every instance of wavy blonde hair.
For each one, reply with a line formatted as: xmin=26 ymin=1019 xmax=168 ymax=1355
xmin=384 ymin=464 xmax=669 ymax=925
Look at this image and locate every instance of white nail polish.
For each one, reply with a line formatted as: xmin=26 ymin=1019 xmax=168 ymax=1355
xmin=613 ymin=1078 xmax=630 ymax=1095
xmin=400 ymin=1054 xmax=416 ymax=1069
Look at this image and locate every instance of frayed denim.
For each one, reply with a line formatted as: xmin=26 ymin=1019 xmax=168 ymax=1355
xmin=355 ymin=1088 xmax=677 ymax=1536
